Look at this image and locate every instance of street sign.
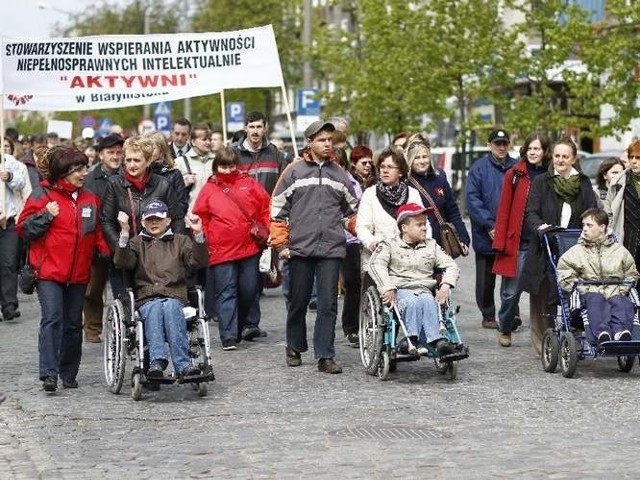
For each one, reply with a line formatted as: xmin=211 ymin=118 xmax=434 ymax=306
xmin=153 ymin=102 xmax=172 ymax=135
xmin=297 ymin=88 xmax=320 ymax=116
xmin=80 ymin=115 xmax=95 ymax=129
xmin=138 ymin=119 xmax=155 ymax=135
xmin=153 ymin=102 xmax=171 ymax=116
xmin=227 ymin=102 xmax=245 ymax=132
xmin=97 ymin=118 xmax=112 ymax=137
xmin=296 ymin=88 xmax=320 ymax=133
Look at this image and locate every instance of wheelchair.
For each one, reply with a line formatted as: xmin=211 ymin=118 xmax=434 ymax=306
xmin=358 ymin=279 xmax=469 ymax=381
xmin=539 ymin=229 xmax=640 ymax=378
xmin=103 ymin=286 xmax=215 ymax=400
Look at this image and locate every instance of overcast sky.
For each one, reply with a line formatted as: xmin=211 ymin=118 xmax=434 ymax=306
xmin=0 ymin=0 xmax=117 ymax=38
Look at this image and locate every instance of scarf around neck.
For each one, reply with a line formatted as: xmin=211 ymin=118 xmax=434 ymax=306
xmin=376 ymin=180 xmax=409 ymax=218
xmin=552 ymin=174 xmax=581 ymax=203
xmin=125 ymin=169 xmax=151 ymax=192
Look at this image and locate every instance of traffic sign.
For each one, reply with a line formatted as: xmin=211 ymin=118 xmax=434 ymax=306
xmin=227 ymin=102 xmax=245 ymax=132
xmin=297 ymin=88 xmax=320 ymax=116
xmin=153 ymin=102 xmax=171 ymax=116
xmin=80 ymin=115 xmax=95 ymax=129
xmin=97 ymin=118 xmax=113 ymax=137
xmin=138 ymin=119 xmax=155 ymax=135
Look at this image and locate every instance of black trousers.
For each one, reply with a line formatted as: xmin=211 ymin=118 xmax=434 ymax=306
xmin=0 ymin=218 xmax=19 ymax=313
xmin=341 ymin=243 xmax=361 ymax=336
xmin=474 ymin=253 xmax=497 ymax=319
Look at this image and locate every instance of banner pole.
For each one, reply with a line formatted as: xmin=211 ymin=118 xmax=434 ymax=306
xmin=0 ymin=88 xmax=7 ymax=229
xmin=220 ymin=90 xmax=227 ymax=145
xmin=280 ymin=83 xmax=298 ymax=158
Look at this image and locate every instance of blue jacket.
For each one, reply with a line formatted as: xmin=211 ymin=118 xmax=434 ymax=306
xmin=410 ymin=170 xmax=470 ymax=247
xmin=465 ymin=153 xmax=517 ymax=254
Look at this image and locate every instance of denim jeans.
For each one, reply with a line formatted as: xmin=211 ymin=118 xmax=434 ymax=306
xmin=287 ymin=257 xmax=341 ymax=359
xmin=498 ymin=249 xmax=528 ymax=333
xmin=209 ymin=254 xmax=261 ymax=343
xmin=396 ymin=288 xmax=442 ymax=345
xmin=37 ymin=281 xmax=86 ymax=382
xmin=138 ymin=297 xmax=191 ymax=374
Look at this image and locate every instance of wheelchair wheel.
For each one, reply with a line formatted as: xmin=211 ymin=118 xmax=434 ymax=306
xmin=559 ymin=332 xmax=578 ymax=378
xmin=541 ymin=328 xmax=559 ymax=373
xmin=378 ymin=351 xmax=390 ymax=380
xmin=446 ymin=362 xmax=457 ymax=380
xmin=131 ymin=372 xmax=143 ymax=401
xmin=617 ymin=356 xmax=634 ymax=373
xmin=190 ymin=318 xmax=212 ymax=376
xmin=104 ymin=299 xmax=127 ymax=394
xmin=196 ymin=383 xmax=208 ymax=397
xmin=359 ymin=285 xmax=383 ymax=375
xmin=434 ymin=357 xmax=448 ymax=374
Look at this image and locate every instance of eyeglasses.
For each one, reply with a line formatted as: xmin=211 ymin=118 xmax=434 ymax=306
xmin=379 ymin=165 xmax=399 ymax=171
xmin=629 ymin=155 xmax=640 ymax=160
xmin=359 ymin=161 xmax=372 ymax=165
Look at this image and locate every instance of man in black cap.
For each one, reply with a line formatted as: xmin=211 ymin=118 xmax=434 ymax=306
xmin=82 ymin=134 xmax=124 ymax=342
xmin=465 ymin=128 xmax=517 ymax=330
xmin=270 ymin=119 xmax=359 ymax=374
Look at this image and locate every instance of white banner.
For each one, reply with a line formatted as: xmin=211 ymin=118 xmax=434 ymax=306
xmin=1 ymin=25 xmax=283 ymax=111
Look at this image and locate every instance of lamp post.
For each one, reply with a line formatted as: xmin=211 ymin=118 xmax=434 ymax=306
xmin=37 ymin=2 xmax=73 ymax=17
xmin=142 ymin=6 xmax=151 ymax=120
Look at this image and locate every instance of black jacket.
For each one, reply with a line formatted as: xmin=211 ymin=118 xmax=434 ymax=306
xmin=150 ymin=162 xmax=188 ymax=216
xmin=520 ymin=171 xmax=597 ymax=295
xmin=85 ymin=164 xmax=118 ymax=199
xmin=101 ymin=172 xmax=185 ymax=251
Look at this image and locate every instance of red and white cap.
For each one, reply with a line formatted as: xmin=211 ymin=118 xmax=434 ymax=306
xmin=396 ymin=203 xmax=433 ymax=225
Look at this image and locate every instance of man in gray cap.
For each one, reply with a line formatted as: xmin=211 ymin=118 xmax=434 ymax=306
xmin=270 ymin=119 xmax=359 ymax=374
xmin=82 ymin=133 xmax=125 ymax=342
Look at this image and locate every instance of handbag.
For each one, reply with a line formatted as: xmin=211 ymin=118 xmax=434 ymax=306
xmin=216 ymin=183 xmax=269 ymax=249
xmin=409 ymin=178 xmax=464 ymax=259
xmin=260 ymin=247 xmax=282 ymax=289
xmin=18 ymin=244 xmax=38 ymax=295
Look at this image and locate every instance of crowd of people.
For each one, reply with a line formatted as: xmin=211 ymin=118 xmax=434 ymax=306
xmin=2 ymin=115 xmax=640 ymax=394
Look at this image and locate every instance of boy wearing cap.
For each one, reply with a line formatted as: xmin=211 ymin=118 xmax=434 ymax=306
xmin=271 ymin=119 xmax=359 ymax=374
xmin=82 ymin=133 xmax=125 ymax=342
xmin=369 ymin=203 xmax=459 ymax=355
xmin=465 ymin=129 xmax=517 ymax=330
xmin=113 ymin=200 xmax=207 ymax=379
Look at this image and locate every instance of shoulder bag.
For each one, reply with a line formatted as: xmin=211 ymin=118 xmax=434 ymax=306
xmin=409 ymin=177 xmax=464 ymax=259
xmin=215 ymin=183 xmax=269 ymax=249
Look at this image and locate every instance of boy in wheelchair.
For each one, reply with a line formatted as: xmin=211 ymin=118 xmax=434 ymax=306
xmin=557 ymin=208 xmax=639 ymax=345
xmin=113 ymin=200 xmax=208 ymax=379
xmin=369 ymin=203 xmax=460 ymax=356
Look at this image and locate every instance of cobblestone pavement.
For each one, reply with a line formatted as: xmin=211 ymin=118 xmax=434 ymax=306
xmin=1 ymin=252 xmax=640 ymax=479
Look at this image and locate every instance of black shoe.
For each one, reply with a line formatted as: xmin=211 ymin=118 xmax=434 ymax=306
xmin=179 ymin=366 xmax=201 ymax=378
xmin=222 ymin=339 xmax=238 ymax=351
xmin=318 ymin=358 xmax=343 ymax=374
xmin=597 ymin=331 xmax=612 ymax=346
xmin=619 ymin=330 xmax=632 ymax=342
xmin=62 ymin=379 xmax=78 ymax=389
xmin=436 ymin=339 xmax=455 ymax=356
xmin=2 ymin=308 xmax=20 ymax=320
xmin=346 ymin=332 xmax=359 ymax=345
xmin=285 ymin=346 xmax=302 ymax=367
xmin=308 ymin=299 xmax=317 ymax=312
xmin=258 ymin=328 xmax=268 ymax=338
xmin=42 ymin=377 xmax=57 ymax=392
xmin=241 ymin=326 xmax=261 ymax=341
xmin=147 ymin=360 xmax=166 ymax=379
xmin=512 ymin=315 xmax=522 ymax=332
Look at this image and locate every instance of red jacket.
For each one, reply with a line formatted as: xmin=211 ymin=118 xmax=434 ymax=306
xmin=192 ymin=171 xmax=270 ymax=266
xmin=16 ymin=180 xmax=111 ymax=285
xmin=492 ymin=161 xmax=531 ymax=277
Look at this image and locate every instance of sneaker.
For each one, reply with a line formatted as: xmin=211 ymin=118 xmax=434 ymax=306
xmin=42 ymin=377 xmax=57 ymax=392
xmin=416 ymin=345 xmax=429 ymax=356
xmin=241 ymin=326 xmax=261 ymax=342
xmin=512 ymin=315 xmax=522 ymax=332
xmin=84 ymin=332 xmax=102 ymax=343
xmin=62 ymin=379 xmax=78 ymax=389
xmin=482 ymin=317 xmax=498 ymax=329
xmin=285 ymin=346 xmax=302 ymax=367
xmin=318 ymin=358 xmax=343 ymax=374
xmin=498 ymin=332 xmax=512 ymax=347
xmin=259 ymin=328 xmax=268 ymax=338
xmin=436 ymin=339 xmax=455 ymax=356
xmin=147 ymin=360 xmax=166 ymax=379
xmin=597 ymin=331 xmax=612 ymax=346
xmin=617 ymin=330 xmax=632 ymax=342
xmin=346 ymin=333 xmax=359 ymax=345
xmin=222 ymin=339 xmax=238 ymax=351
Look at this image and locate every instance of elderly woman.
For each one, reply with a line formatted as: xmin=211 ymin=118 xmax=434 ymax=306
xmin=605 ymin=140 xmax=640 ymax=272
xmin=492 ymin=132 xmax=551 ymax=347
xmin=192 ymin=147 xmax=270 ymax=351
xmin=17 ymin=146 xmax=111 ymax=392
xmin=356 ymin=146 xmax=428 ymax=271
xmin=521 ymin=138 xmax=598 ymax=353
xmin=405 ymin=133 xmax=470 ymax=253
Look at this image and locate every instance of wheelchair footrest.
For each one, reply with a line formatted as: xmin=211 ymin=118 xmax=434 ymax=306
xmin=597 ymin=340 xmax=640 ymax=356
xmin=440 ymin=346 xmax=470 ymax=362
xmin=394 ymin=353 xmax=422 ymax=363
xmin=145 ymin=372 xmax=215 ymax=385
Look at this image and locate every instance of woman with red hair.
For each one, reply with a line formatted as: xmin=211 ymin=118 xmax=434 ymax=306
xmin=350 ymin=145 xmax=376 ymax=190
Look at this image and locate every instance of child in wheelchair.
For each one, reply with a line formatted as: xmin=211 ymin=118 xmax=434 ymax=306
xmin=369 ymin=203 xmax=460 ymax=356
xmin=557 ymin=208 xmax=639 ymax=346
xmin=113 ymin=200 xmax=208 ymax=380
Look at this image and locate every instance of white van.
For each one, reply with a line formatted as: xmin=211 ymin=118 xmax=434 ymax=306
xmin=431 ymin=146 xmax=491 ymax=194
